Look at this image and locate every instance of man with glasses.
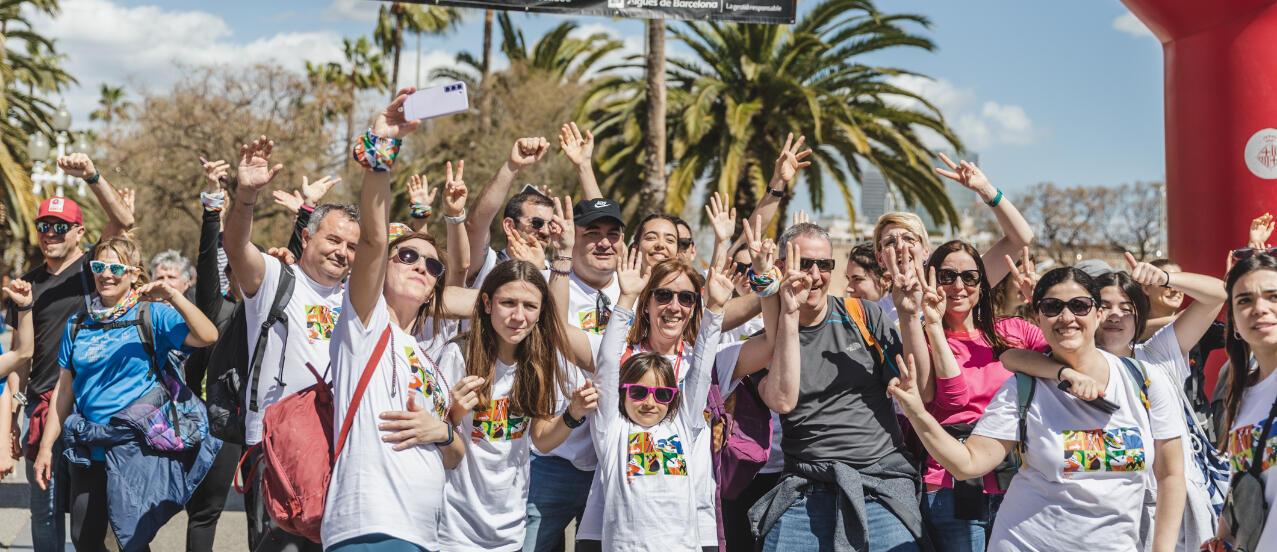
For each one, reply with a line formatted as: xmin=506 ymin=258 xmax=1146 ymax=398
xmin=463 ymin=136 xmax=556 ymax=287
xmin=7 ymin=153 xmax=134 ymax=551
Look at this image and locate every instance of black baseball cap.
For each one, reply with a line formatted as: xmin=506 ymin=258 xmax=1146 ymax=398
xmin=574 ymin=198 xmax=624 ymax=228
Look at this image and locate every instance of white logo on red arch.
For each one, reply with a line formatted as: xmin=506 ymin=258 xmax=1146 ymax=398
xmin=1245 ymin=128 xmax=1277 ymax=180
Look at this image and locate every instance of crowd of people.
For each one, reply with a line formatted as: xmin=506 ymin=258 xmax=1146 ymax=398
xmin=0 ymin=87 xmax=1273 ymax=552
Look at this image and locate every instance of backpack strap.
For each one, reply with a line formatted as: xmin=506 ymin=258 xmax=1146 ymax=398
xmin=1014 ymin=373 xmax=1037 ymax=460
xmin=248 ymin=265 xmax=296 ymax=412
xmin=842 ymin=297 xmax=898 ymax=378
xmin=332 ymin=325 xmax=393 ymax=464
xmin=1118 ymin=357 xmax=1152 ymax=412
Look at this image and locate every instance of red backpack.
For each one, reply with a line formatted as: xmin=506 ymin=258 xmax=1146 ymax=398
xmin=256 ymin=326 xmax=391 ymax=542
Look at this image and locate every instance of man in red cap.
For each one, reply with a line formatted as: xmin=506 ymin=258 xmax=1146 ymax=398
xmin=7 ymin=152 xmax=133 ymax=550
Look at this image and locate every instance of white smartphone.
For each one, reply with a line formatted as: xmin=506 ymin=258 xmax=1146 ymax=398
xmin=403 ymin=82 xmax=469 ymax=121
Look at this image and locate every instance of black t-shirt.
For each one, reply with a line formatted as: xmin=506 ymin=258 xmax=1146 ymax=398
xmin=7 ymin=254 xmax=92 ymax=395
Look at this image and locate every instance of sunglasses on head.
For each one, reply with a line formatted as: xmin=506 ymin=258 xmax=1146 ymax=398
xmin=35 ymin=221 xmax=74 ymax=235
xmin=937 ymin=268 xmax=982 ymax=287
xmin=524 ymin=217 xmax=548 ymax=230
xmin=799 ymin=258 xmax=836 ymax=272
xmin=676 ymin=238 xmax=695 ymax=251
xmin=89 ymin=261 xmax=132 ymax=277
xmin=653 ymin=288 xmax=698 ymax=308
xmin=1036 ymin=296 xmax=1096 ymax=318
xmin=621 ymin=383 xmax=678 ymax=404
xmin=393 ymin=247 xmax=445 ymax=277
xmin=1232 ymin=247 xmax=1277 ymax=261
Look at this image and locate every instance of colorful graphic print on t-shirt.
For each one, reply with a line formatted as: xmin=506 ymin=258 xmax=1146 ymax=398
xmin=1227 ymin=422 xmax=1277 ymax=474
xmin=1061 ymin=427 xmax=1145 ymax=473
xmin=471 ymin=396 xmax=528 ymax=442
xmin=404 ymin=346 xmax=447 ymax=420
xmin=627 ymin=431 xmax=686 ymax=477
xmin=305 ymin=305 xmax=341 ymax=342
xmin=577 ymin=308 xmax=609 ymax=335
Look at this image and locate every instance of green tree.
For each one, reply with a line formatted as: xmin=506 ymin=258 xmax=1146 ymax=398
xmin=581 ymin=0 xmax=963 ymax=230
xmin=89 ymin=83 xmax=133 ymax=125
xmin=306 ymin=36 xmax=390 ymax=161
xmin=374 ymin=2 xmax=460 ymax=94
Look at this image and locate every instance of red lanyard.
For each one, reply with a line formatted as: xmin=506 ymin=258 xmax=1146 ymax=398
xmin=621 ymin=340 xmax=687 ymax=379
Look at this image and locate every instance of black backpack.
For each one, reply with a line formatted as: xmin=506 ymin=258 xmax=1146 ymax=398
xmin=205 ymin=266 xmax=295 ymax=444
xmin=68 ymin=302 xmax=178 ymax=427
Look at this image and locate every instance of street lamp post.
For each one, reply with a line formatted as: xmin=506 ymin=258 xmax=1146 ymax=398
xmin=27 ymin=103 xmax=89 ymax=197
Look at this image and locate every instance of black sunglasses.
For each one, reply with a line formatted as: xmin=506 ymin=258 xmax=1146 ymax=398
xmin=1036 ymin=297 xmax=1096 ymax=318
xmin=525 ymin=217 xmax=548 ymax=230
xmin=799 ymin=258 xmax=836 ymax=272
xmin=937 ymin=268 xmax=982 ymax=287
xmin=35 ymin=221 xmax=75 ymax=235
xmin=1232 ymin=247 xmax=1277 ymax=261
xmin=595 ymin=292 xmax=612 ymax=331
xmin=734 ymin=262 xmax=751 ymax=275
xmin=676 ymin=238 xmax=694 ymax=251
xmin=393 ymin=247 xmax=445 ymax=277
xmin=653 ymin=288 xmax=698 ymax=308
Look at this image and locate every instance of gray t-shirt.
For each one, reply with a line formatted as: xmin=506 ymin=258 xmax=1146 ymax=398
xmin=777 ymin=295 xmax=905 ymax=468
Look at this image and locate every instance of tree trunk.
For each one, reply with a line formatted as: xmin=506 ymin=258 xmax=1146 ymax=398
xmin=479 ymin=9 xmax=494 ymax=131
xmin=638 ymin=19 xmax=667 ymax=216
xmin=345 ymin=82 xmax=357 ymax=168
xmin=390 ymin=7 xmax=404 ymax=98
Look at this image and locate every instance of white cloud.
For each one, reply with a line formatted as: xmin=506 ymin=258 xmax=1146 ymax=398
xmin=31 ymin=0 xmax=347 ymax=124
xmin=886 ymin=75 xmax=1038 ymax=151
xmin=325 ymin=0 xmax=379 ymax=22
xmin=1113 ymin=12 xmax=1155 ymax=39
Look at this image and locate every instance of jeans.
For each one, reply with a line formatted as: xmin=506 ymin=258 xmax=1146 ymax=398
xmin=924 ymin=488 xmax=1002 ymax=552
xmin=242 ymin=445 xmax=322 ymax=552
xmin=26 ymin=407 xmax=66 ymax=552
xmin=186 ymin=441 xmax=243 ymax=551
xmin=762 ymin=486 xmax=919 ymax=552
xmin=325 ymin=533 xmax=430 ymax=552
xmin=523 ymin=455 xmax=594 ymax=552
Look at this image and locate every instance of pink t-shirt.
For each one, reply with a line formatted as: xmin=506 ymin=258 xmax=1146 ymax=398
xmin=924 ymin=317 xmax=1048 ymax=492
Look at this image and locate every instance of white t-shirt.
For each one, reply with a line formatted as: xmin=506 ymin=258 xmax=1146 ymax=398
xmin=322 ymin=294 xmax=452 ymax=549
xmin=470 ymin=247 xmax=548 ymax=289
xmin=1134 ymin=322 xmax=1215 ymax=550
xmin=585 ymin=306 xmax=721 ymax=550
xmin=972 ymin=349 xmax=1184 ymax=551
xmin=243 ymin=254 xmax=344 ymax=445
xmin=536 ymin=270 xmax=620 ymax=471
xmin=439 ymin=343 xmax=531 ymax=551
xmin=416 ymin=317 xmax=460 ymax=359
xmin=1225 ymin=366 xmax=1277 ymax=551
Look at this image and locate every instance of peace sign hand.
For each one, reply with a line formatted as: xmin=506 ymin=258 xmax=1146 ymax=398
xmin=442 ymin=161 xmax=467 ymax=217
xmin=1005 ymin=247 xmax=1038 ymax=304
xmin=548 ymin=195 xmax=575 ymax=253
xmin=920 ymin=266 xmax=947 ymax=326
xmin=886 ymin=247 xmax=923 ymax=316
xmin=935 ymin=152 xmax=996 ymax=202
xmin=886 ymin=353 xmax=926 ymax=417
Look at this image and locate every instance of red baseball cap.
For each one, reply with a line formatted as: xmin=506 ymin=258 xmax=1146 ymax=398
xmin=37 ymin=197 xmax=84 ymax=225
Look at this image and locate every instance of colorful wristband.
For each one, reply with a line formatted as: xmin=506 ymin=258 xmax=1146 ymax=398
xmin=352 ymin=129 xmax=403 ymax=172
xmin=410 ymin=203 xmax=433 ymax=219
xmin=985 ymin=188 xmax=1003 ymax=207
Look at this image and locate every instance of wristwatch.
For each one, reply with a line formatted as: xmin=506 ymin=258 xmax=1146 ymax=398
xmin=768 ymin=187 xmax=786 ymax=198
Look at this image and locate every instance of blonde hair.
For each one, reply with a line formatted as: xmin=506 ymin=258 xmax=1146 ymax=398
xmin=92 ymin=234 xmax=148 ymax=288
xmin=872 ymin=212 xmax=930 ymax=254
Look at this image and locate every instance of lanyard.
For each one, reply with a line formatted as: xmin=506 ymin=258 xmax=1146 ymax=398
xmin=622 ymin=340 xmax=686 ymax=380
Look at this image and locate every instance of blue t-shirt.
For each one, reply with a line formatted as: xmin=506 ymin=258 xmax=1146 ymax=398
xmin=57 ymin=302 xmax=190 ymax=426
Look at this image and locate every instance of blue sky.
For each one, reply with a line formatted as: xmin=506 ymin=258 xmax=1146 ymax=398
xmin=36 ymin=0 xmax=1165 ymax=217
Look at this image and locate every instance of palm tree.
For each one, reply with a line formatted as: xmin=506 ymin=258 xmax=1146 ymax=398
xmin=374 ymin=2 xmax=460 ymax=94
xmin=582 ymin=0 xmax=963 ymax=230
xmin=308 ymin=37 xmax=390 ymax=161
xmin=89 ymin=84 xmax=132 ymax=125
xmin=639 ymin=19 xmax=667 ymax=218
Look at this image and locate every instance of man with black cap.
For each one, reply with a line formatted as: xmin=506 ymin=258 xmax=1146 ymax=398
xmin=8 ymin=153 xmax=134 ymax=550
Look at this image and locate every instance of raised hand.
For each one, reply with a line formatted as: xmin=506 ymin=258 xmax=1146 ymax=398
xmin=935 ymin=152 xmax=996 ymax=201
xmin=706 ymin=265 xmax=735 ymax=312
xmin=920 ymin=266 xmax=947 ymax=326
xmin=1005 ymin=247 xmax=1038 ymax=304
xmin=886 ymin=247 xmax=923 ymax=316
xmin=1 ymin=279 xmax=33 ymax=309
xmin=1124 ymin=251 xmax=1170 ymax=287
xmin=558 ymin=122 xmax=594 ymax=167
xmin=706 ymin=192 xmax=736 ymax=245
xmin=780 ymin=242 xmax=812 ymax=313
xmin=372 ymin=87 xmax=421 ymax=140
xmin=266 ymin=247 xmax=296 ymax=265
xmin=201 ymin=159 xmax=229 ymax=191
xmin=548 ymin=195 xmax=575 ymax=254
xmin=616 ymin=245 xmax=650 ymax=298
xmin=509 ymin=137 xmax=550 ymax=170
xmin=301 ymin=175 xmax=340 ymax=206
xmin=448 ymin=375 xmax=486 ymax=426
xmin=791 ymin=209 xmax=810 ymax=226
xmin=442 ymin=161 xmax=467 ymax=217
xmin=408 ymin=173 xmax=437 ymax=208
xmin=772 ymin=132 xmax=813 ymax=187
xmin=137 ymin=281 xmax=179 ymax=303
xmin=1250 ymin=213 xmax=1274 ymax=249
xmin=567 ymin=380 xmax=598 ymax=420
xmin=885 ymin=353 xmax=926 ymax=416
xmin=741 ymin=215 xmax=768 ymax=272
xmin=271 ymin=189 xmax=305 ymax=215
xmin=237 ymin=136 xmax=283 ymax=192
xmin=56 ymin=153 xmax=96 ymax=179
xmin=505 ymin=226 xmax=546 ymax=266
xmin=119 ymin=187 xmax=136 ymax=217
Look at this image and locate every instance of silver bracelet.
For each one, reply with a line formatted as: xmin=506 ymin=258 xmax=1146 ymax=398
xmin=443 ymin=209 xmax=467 ymax=225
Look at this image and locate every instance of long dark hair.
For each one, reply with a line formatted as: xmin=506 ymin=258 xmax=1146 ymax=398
xmin=927 ymin=240 xmax=1011 ymax=355
xmin=1221 ymin=254 xmax=1277 ymax=443
xmin=1094 ymin=271 xmax=1150 ymax=348
xmin=388 ymin=232 xmax=447 ymax=336
xmin=618 ymin=352 xmax=681 ymax=424
xmin=465 ymin=260 xmax=569 ymax=419
xmin=627 ymin=259 xmax=705 ymax=347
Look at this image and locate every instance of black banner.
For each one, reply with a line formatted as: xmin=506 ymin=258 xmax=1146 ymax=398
xmin=399 ymin=0 xmax=795 ymax=25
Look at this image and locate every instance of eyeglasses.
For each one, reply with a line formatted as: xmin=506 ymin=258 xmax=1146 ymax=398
xmin=653 ymin=288 xmax=698 ymax=308
xmin=734 ymin=262 xmax=751 ymax=275
xmin=1232 ymin=247 xmax=1277 ymax=260
xmin=89 ymin=261 xmax=133 ymax=277
xmin=799 ymin=258 xmax=836 ymax=272
xmin=393 ymin=247 xmax=445 ymax=277
xmin=595 ymin=292 xmax=612 ymax=330
xmin=621 ymin=383 xmax=678 ymax=404
xmin=524 ymin=217 xmax=548 ymax=230
xmin=879 ymin=233 xmax=920 ymax=249
xmin=937 ymin=268 xmax=982 ymax=287
xmin=35 ymin=221 xmax=74 ymax=235
xmin=1036 ymin=297 xmax=1096 ymax=318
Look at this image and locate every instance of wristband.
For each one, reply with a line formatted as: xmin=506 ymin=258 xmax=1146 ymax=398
xmin=436 ymin=423 xmax=455 ymax=447
xmin=1056 ymin=365 xmax=1069 ymax=382
xmin=410 ymin=203 xmax=433 ymax=219
xmin=352 ymin=129 xmax=403 ymax=172
xmin=300 ymin=203 xmax=316 ymax=214
xmin=12 ymin=391 xmax=26 ymax=407
xmin=768 ymin=187 xmax=786 ymax=198
xmin=562 ymin=410 xmax=585 ymax=429
xmin=756 ymin=278 xmax=782 ymax=298
xmin=1161 ymin=269 xmax=1173 ymax=289
xmin=985 ymin=188 xmax=1003 ymax=207
xmin=444 ymin=210 xmax=467 ymax=225
xmin=554 ymin=255 xmax=573 ymax=263
xmin=200 ymin=191 xmax=226 ymax=212
xmin=83 ymin=171 xmax=101 ymax=185
xmin=15 ymin=303 xmax=33 ymax=312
